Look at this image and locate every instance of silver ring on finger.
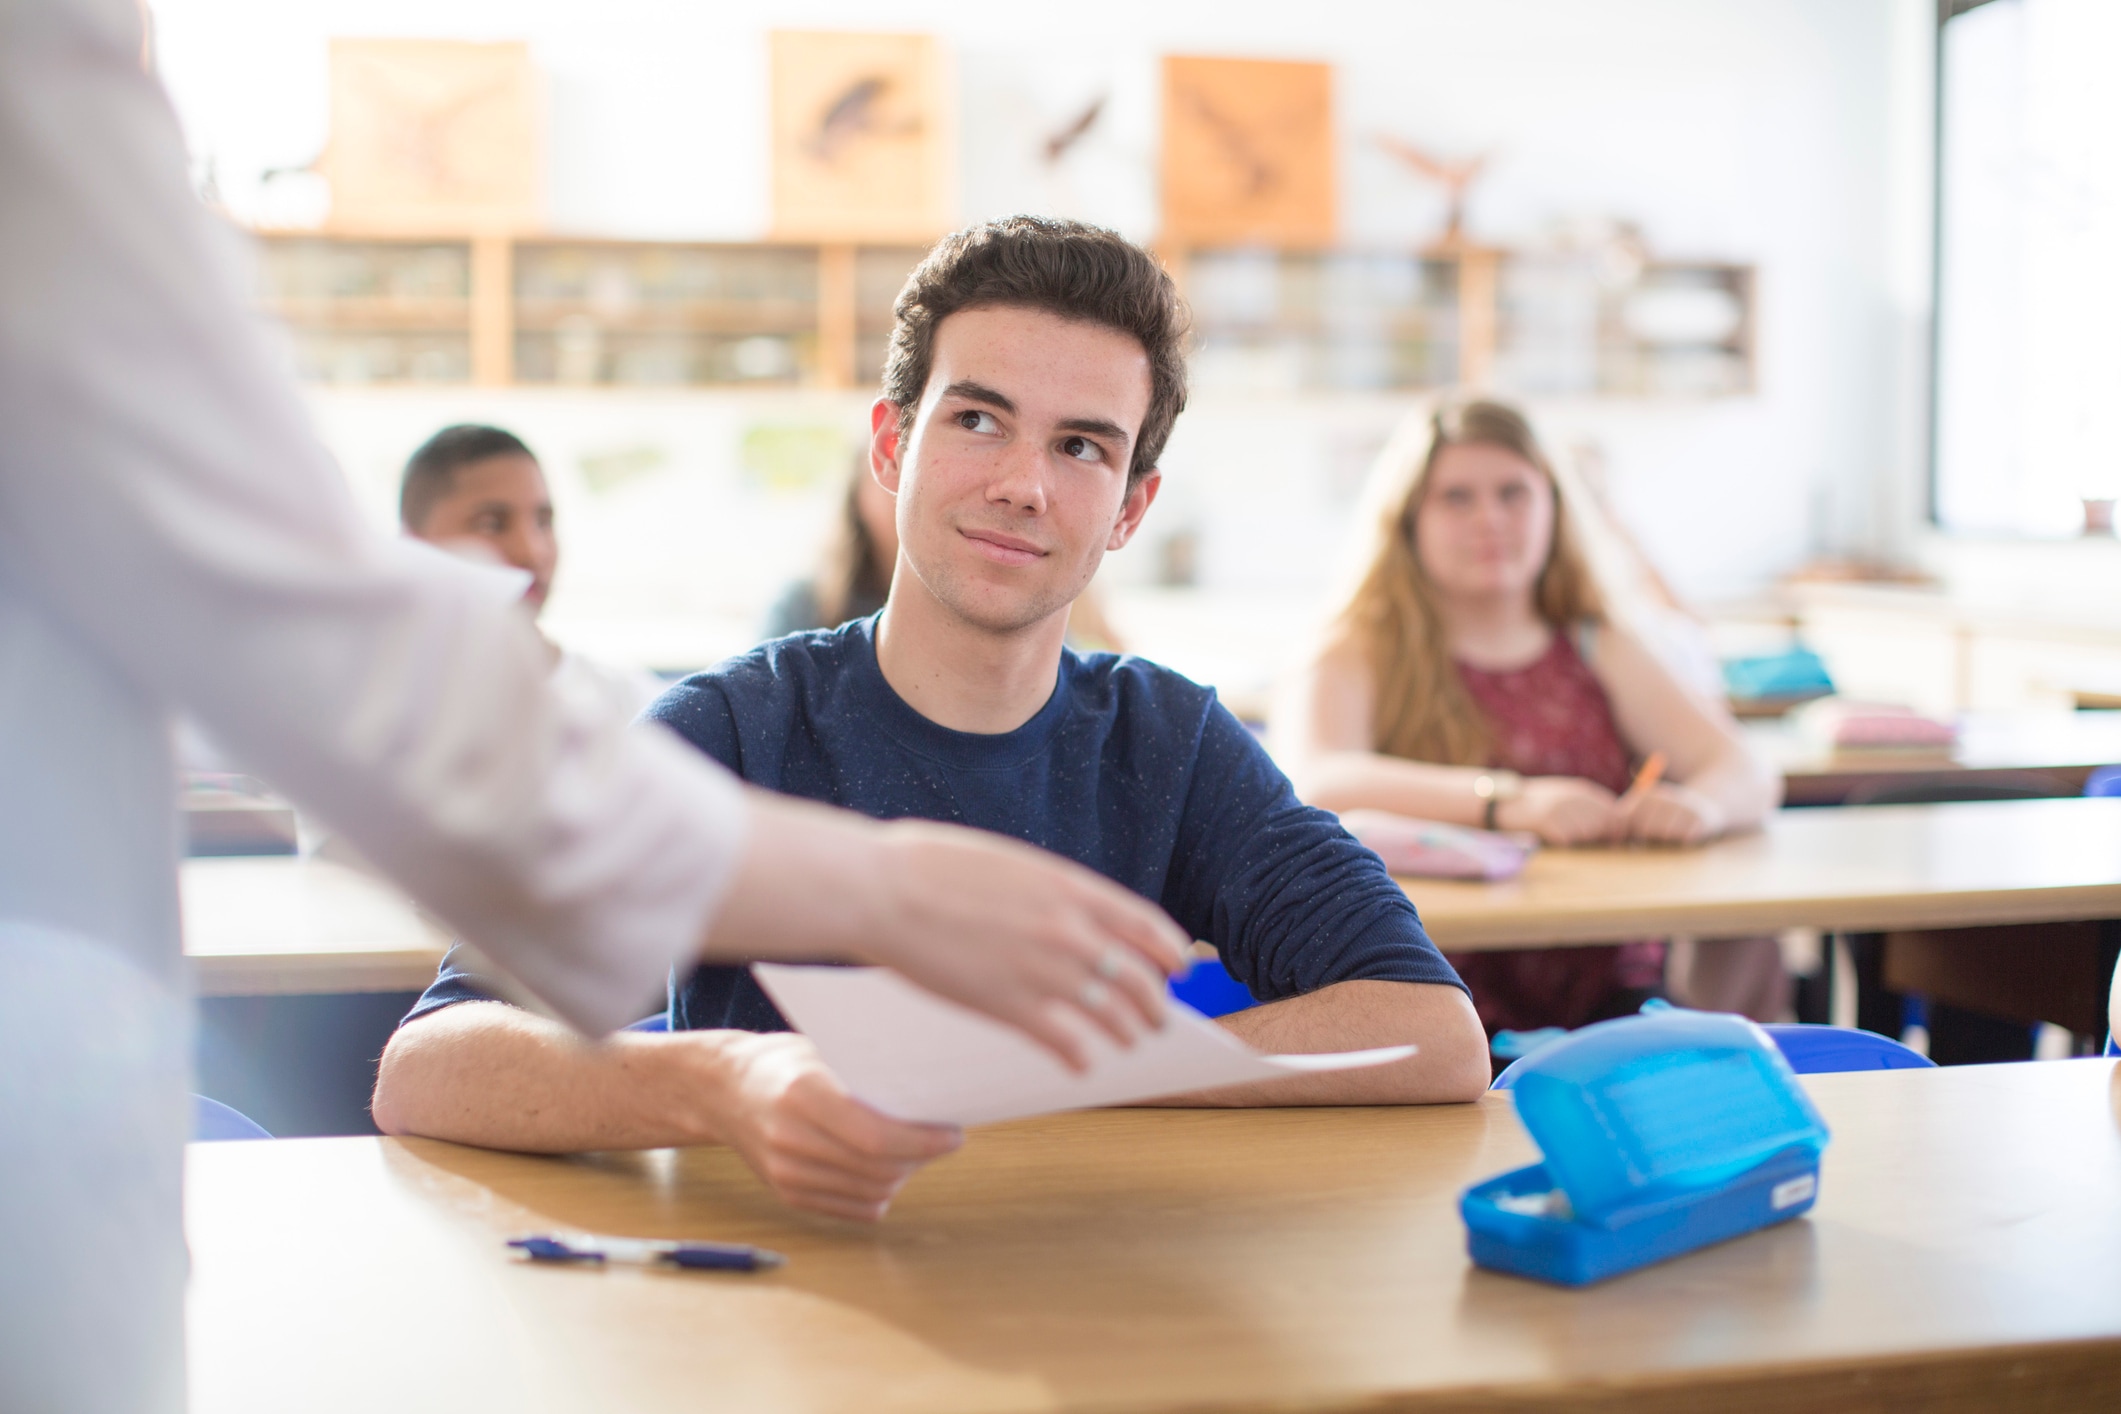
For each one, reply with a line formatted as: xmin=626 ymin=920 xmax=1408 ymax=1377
xmin=1079 ymin=977 xmax=1112 ymax=1010
xmin=1094 ymin=946 xmax=1126 ymax=981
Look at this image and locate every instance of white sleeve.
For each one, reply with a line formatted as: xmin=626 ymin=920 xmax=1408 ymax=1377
xmin=0 ymin=0 xmax=747 ymax=1035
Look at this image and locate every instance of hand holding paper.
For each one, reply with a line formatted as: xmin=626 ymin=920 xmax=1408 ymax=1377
xmin=754 ymin=963 xmax=1416 ymax=1127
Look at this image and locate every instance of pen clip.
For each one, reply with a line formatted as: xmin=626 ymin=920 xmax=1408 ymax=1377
xmin=508 ymin=1235 xmax=603 ymax=1264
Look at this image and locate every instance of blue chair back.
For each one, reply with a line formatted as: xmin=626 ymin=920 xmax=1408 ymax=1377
xmin=2086 ymin=765 xmax=2121 ymax=798
xmin=1492 ymin=1020 xmax=1935 ymax=1089
xmin=1169 ymin=957 xmax=1256 ymax=1019
xmin=192 ymin=1094 xmax=271 ymax=1141
xmin=1759 ymin=1024 xmax=1935 ymax=1073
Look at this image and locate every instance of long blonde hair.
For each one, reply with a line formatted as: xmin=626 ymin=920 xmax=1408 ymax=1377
xmin=1330 ymin=398 xmax=1605 ymax=766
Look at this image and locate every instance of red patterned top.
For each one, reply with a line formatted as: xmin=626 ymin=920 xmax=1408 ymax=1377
xmin=1445 ymin=627 xmax=1665 ymax=1032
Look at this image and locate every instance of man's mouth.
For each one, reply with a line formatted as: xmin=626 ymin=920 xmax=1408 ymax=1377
xmin=958 ymin=527 xmax=1048 ymax=566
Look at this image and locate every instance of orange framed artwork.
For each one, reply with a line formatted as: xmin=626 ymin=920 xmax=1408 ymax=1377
xmin=1160 ymin=56 xmax=1335 ymax=248
xmin=322 ymin=38 xmax=540 ymax=235
xmin=770 ymin=31 xmax=954 ymax=244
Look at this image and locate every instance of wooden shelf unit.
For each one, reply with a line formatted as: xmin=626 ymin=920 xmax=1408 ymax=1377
xmin=254 ymin=232 xmax=1753 ymax=398
xmin=1174 ymin=244 xmax=1755 ymax=398
xmin=255 ymin=236 xmax=475 ymax=385
xmin=252 ymin=233 xmax=929 ymax=391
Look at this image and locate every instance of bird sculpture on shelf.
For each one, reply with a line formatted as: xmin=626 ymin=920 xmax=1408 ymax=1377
xmin=1373 ymin=133 xmax=1488 ymax=249
xmin=1042 ymin=93 xmax=1107 ymax=166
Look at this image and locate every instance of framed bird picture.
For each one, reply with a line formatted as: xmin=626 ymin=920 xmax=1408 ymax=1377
xmin=1160 ymin=56 xmax=1335 ymax=249
xmin=771 ymin=31 xmax=954 ymax=244
xmin=322 ymin=38 xmax=539 ymax=234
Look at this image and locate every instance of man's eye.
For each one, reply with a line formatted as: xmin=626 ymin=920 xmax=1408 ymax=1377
xmin=956 ymin=409 xmax=1000 ymax=434
xmin=1059 ymin=436 xmax=1102 ymax=463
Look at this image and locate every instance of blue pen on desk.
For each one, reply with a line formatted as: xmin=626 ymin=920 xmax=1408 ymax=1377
xmin=509 ymin=1232 xmax=785 ymax=1272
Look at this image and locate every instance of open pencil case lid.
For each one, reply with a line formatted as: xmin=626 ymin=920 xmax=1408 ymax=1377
xmin=1461 ymin=1009 xmax=1831 ymax=1286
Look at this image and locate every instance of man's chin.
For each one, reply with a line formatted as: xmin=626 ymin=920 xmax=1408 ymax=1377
xmin=933 ymin=587 xmax=1072 ymax=637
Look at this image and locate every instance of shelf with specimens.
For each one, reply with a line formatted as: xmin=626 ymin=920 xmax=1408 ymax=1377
xmin=251 ymin=232 xmax=1752 ymax=398
xmin=255 ymin=237 xmax=473 ymax=385
xmin=1180 ymin=245 xmax=1752 ymax=398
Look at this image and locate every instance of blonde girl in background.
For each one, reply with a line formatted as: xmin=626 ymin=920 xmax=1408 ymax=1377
xmin=1273 ymin=398 xmax=1781 ymax=1037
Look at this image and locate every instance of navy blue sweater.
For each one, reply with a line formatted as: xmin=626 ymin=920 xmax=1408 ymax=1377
xmin=406 ymin=616 xmax=1463 ymax=1031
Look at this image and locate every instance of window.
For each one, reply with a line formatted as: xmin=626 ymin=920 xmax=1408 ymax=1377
xmin=1934 ymin=0 xmax=2121 ymax=535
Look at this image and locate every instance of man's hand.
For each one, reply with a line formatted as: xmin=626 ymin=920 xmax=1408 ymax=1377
xmin=710 ymin=792 xmax=1189 ymax=1072
xmin=861 ymin=821 xmax=1186 ymax=1068
xmin=713 ymin=1032 xmax=961 ymax=1222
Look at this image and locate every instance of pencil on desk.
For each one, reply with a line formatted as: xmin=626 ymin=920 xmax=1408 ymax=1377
xmin=1623 ymin=751 xmax=1667 ymax=802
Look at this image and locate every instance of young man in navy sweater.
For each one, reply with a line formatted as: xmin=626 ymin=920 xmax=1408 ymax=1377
xmin=374 ymin=218 xmax=1490 ymax=1220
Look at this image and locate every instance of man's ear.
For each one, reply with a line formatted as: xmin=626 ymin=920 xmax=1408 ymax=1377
xmin=1106 ymin=469 xmax=1162 ymax=551
xmin=869 ymin=399 xmax=907 ymax=493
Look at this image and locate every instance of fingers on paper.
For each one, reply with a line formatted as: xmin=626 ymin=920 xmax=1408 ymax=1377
xmin=1040 ymin=918 xmax=1171 ymax=1051
xmin=786 ymin=1074 xmax=961 ymax=1162
xmin=1078 ymin=880 xmax=1189 ymax=977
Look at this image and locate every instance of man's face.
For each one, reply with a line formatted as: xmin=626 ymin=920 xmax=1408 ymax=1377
xmin=410 ymin=454 xmax=558 ymax=613
xmin=872 ymin=305 xmax=1160 ymax=635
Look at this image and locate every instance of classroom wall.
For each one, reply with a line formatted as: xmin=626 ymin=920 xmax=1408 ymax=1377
xmin=152 ymin=0 xmax=1935 ymax=685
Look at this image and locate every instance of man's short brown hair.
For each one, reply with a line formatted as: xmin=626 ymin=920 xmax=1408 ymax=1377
xmin=881 ymin=216 xmax=1189 ymax=487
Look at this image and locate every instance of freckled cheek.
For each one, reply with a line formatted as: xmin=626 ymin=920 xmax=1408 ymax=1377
xmin=923 ymin=447 xmax=1013 ymax=506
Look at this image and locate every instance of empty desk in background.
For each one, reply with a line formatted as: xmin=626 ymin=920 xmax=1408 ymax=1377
xmin=185 ymin=1060 xmax=2121 ymax=1414
xmin=183 ymin=856 xmax=451 ymax=1135
xmin=1751 ymin=709 xmax=2121 ymax=807
xmin=1401 ymin=797 xmax=2121 ymax=951
xmin=182 ymin=856 xmax=449 ymax=998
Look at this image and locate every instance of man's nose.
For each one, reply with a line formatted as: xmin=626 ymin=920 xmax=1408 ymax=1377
xmin=500 ymin=526 xmax=543 ymax=576
xmin=988 ymin=439 xmax=1048 ymax=513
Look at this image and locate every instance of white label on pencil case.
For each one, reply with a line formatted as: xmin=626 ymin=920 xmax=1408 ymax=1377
xmin=1770 ymin=1174 xmax=1816 ymax=1210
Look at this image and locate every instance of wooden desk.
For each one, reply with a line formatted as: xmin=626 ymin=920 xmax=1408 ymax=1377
xmin=1404 ymin=797 xmax=2121 ymax=951
xmin=180 ymin=801 xmax=2121 ymax=984
xmin=1751 ymin=708 xmax=2121 ymax=806
xmin=181 ymin=856 xmax=450 ymax=997
xmin=187 ymin=1060 xmax=2121 ymax=1413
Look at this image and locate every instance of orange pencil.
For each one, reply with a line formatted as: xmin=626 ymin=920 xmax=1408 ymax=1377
xmin=1622 ymin=750 xmax=1667 ymax=802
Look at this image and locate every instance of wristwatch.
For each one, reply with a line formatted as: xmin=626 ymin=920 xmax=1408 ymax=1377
xmin=1471 ymin=770 xmax=1524 ymax=831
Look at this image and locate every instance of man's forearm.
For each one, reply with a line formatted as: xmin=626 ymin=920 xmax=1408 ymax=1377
xmin=372 ymin=1002 xmax=740 ymax=1153
xmin=1149 ymin=980 xmax=1491 ymax=1106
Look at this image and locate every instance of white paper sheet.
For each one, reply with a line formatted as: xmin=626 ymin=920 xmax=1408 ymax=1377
xmin=752 ymin=964 xmax=1417 ymax=1127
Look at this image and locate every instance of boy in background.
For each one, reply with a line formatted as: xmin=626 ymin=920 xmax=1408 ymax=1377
xmin=399 ymin=424 xmax=660 ymax=716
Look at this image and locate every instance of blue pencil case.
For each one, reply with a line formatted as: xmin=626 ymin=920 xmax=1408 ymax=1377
xmin=1461 ymin=1010 xmax=1831 ymax=1286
